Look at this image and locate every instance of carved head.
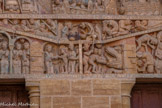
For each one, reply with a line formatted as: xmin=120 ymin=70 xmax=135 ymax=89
xmin=46 ymin=45 xmax=52 ymax=52
xmin=69 ymin=43 xmax=74 ymax=50
xmin=2 ymin=41 xmax=8 ymax=50
xmin=46 ymin=19 xmax=52 ymax=25
xmin=16 ymin=43 xmax=21 ymax=50
xmin=29 ymin=19 xmax=35 ymax=24
xmin=13 ymin=19 xmax=19 ymax=25
xmin=150 ymin=38 xmax=158 ymax=45
xmin=24 ymin=42 xmax=30 ymax=50
xmin=21 ymin=20 xmax=27 ymax=25
xmin=65 ymin=22 xmax=72 ymax=28
xmin=141 ymin=20 xmax=148 ymax=26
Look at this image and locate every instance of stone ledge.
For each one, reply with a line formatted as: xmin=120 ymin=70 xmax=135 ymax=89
xmin=0 ymin=14 xmax=161 ymax=20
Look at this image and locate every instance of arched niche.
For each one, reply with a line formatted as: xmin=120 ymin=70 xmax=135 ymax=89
xmin=12 ymin=37 xmax=31 ymax=74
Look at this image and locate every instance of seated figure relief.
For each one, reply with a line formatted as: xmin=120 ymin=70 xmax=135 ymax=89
xmin=136 ymin=31 xmax=162 ymax=74
xmin=52 ymin=0 xmax=113 ymax=14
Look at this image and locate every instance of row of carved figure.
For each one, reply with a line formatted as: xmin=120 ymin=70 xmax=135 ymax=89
xmin=136 ymin=31 xmax=162 ymax=73
xmin=0 ymin=19 xmax=150 ymax=41
xmin=44 ymin=43 xmax=123 ymax=74
xmin=0 ymin=36 xmax=30 ymax=74
xmin=52 ymin=0 xmax=111 ymax=14
xmin=0 ymin=0 xmax=39 ymax=13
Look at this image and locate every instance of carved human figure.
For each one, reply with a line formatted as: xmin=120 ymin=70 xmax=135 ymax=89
xmin=137 ymin=51 xmax=154 ymax=73
xmin=103 ymin=20 xmax=119 ymax=39
xmin=118 ymin=20 xmax=132 ymax=35
xmin=22 ymin=42 xmax=30 ymax=74
xmin=5 ymin=0 xmax=19 ymax=13
xmin=83 ymin=43 xmax=94 ymax=73
xmin=136 ymin=34 xmax=158 ymax=52
xmin=20 ymin=20 xmax=31 ymax=32
xmin=44 ymin=44 xmax=54 ymax=74
xmin=0 ymin=41 xmax=9 ymax=74
xmin=27 ymin=19 xmax=40 ymax=33
xmin=22 ymin=0 xmax=38 ymax=13
xmin=68 ymin=44 xmax=78 ymax=73
xmin=46 ymin=19 xmax=57 ymax=36
xmin=61 ymin=22 xmax=73 ymax=39
xmin=79 ymin=22 xmax=95 ymax=40
xmin=135 ymin=20 xmax=148 ymax=31
xmin=155 ymin=42 xmax=162 ymax=73
xmin=105 ymin=46 xmax=123 ymax=73
xmin=59 ymin=45 xmax=68 ymax=73
xmin=62 ymin=0 xmax=70 ymax=14
xmin=13 ymin=43 xmax=23 ymax=74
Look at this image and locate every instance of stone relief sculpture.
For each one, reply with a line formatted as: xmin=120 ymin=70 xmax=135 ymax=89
xmin=0 ymin=19 xmax=58 ymax=39
xmin=44 ymin=43 xmax=79 ymax=74
xmin=52 ymin=0 xmax=116 ymax=15
xmin=13 ymin=39 xmax=30 ymax=74
xmin=83 ymin=43 xmax=123 ymax=74
xmin=136 ymin=31 xmax=162 ymax=74
xmin=44 ymin=42 xmax=123 ymax=74
xmin=0 ymin=36 xmax=9 ymax=74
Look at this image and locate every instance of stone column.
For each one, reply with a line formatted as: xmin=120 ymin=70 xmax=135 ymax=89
xmin=26 ymin=80 xmax=40 ymax=108
xmin=121 ymin=79 xmax=136 ymax=108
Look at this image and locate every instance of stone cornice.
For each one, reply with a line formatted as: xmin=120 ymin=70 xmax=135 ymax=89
xmin=0 ymin=14 xmax=161 ymax=20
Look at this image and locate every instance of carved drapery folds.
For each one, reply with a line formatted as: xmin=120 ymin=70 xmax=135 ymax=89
xmin=44 ymin=43 xmax=79 ymax=74
xmin=52 ymin=0 xmax=118 ymax=15
xmin=0 ymin=33 xmax=30 ymax=74
xmin=0 ymin=34 xmax=9 ymax=74
xmin=13 ymin=39 xmax=30 ymax=74
xmin=0 ymin=19 xmax=58 ymax=39
xmin=44 ymin=42 xmax=124 ymax=74
xmin=0 ymin=0 xmax=39 ymax=13
xmin=136 ymin=31 xmax=162 ymax=74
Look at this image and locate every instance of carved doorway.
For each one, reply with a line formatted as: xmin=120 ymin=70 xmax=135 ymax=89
xmin=0 ymin=81 xmax=29 ymax=108
xmin=131 ymin=83 xmax=162 ymax=108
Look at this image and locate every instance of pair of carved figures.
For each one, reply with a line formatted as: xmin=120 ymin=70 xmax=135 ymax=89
xmin=83 ymin=43 xmax=123 ymax=74
xmin=0 ymin=36 xmax=30 ymax=74
xmin=53 ymin=0 xmax=106 ymax=14
xmin=0 ymin=19 xmax=57 ymax=38
xmin=103 ymin=20 xmax=148 ymax=39
xmin=13 ymin=39 xmax=30 ymax=74
xmin=136 ymin=31 xmax=162 ymax=73
xmin=44 ymin=44 xmax=79 ymax=74
xmin=0 ymin=0 xmax=39 ymax=13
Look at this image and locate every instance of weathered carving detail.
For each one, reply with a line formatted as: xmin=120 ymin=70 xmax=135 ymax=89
xmin=0 ymin=36 xmax=9 ymax=74
xmin=83 ymin=43 xmax=123 ymax=74
xmin=136 ymin=31 xmax=162 ymax=73
xmin=0 ymin=19 xmax=58 ymax=38
xmin=44 ymin=43 xmax=79 ymax=74
xmin=44 ymin=42 xmax=123 ymax=74
xmin=52 ymin=0 xmax=116 ymax=15
xmin=0 ymin=0 xmax=40 ymax=13
xmin=13 ymin=38 xmax=30 ymax=74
